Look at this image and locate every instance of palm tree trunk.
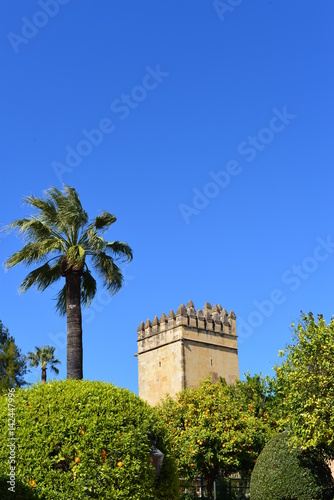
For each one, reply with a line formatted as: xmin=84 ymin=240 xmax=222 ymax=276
xmin=66 ymin=272 xmax=83 ymax=379
xmin=41 ymin=366 xmax=47 ymax=383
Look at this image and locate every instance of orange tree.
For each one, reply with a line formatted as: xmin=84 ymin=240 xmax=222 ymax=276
xmin=274 ymin=313 xmax=334 ymax=456
xmin=158 ymin=378 xmax=274 ymax=499
xmin=231 ymin=372 xmax=280 ymax=430
xmin=0 ymin=380 xmax=180 ymax=499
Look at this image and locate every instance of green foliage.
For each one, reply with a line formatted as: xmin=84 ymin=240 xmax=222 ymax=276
xmin=0 ymin=380 xmax=179 ymax=499
xmin=232 ymin=372 xmax=278 ymax=420
xmin=0 ymin=474 xmax=41 ymax=500
xmin=4 ymin=185 xmax=133 ymax=315
xmin=274 ymin=313 xmax=334 ymax=454
xmin=0 ymin=321 xmax=27 ymax=394
xmin=250 ymin=432 xmax=334 ymax=500
xmin=158 ymin=378 xmax=274 ymax=498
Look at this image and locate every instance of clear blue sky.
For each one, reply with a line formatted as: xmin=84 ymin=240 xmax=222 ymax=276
xmin=1 ymin=1 xmax=333 ymax=393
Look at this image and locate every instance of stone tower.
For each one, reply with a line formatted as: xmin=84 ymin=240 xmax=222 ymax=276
xmin=136 ymin=301 xmax=239 ymax=406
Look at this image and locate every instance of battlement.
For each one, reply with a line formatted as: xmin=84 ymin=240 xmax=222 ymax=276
xmin=137 ymin=300 xmax=239 ymax=405
xmin=137 ymin=300 xmax=237 ymax=340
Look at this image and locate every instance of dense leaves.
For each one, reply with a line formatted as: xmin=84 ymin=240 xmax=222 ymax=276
xmin=250 ymin=432 xmax=334 ymax=500
xmin=158 ymin=378 xmax=275 ymax=499
xmin=274 ymin=313 xmax=334 ymax=454
xmin=0 ymin=320 xmax=27 ymax=394
xmin=0 ymin=380 xmax=179 ymax=499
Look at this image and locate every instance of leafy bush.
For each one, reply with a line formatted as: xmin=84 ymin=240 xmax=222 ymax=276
xmin=250 ymin=432 xmax=334 ymax=500
xmin=0 ymin=380 xmax=179 ymax=499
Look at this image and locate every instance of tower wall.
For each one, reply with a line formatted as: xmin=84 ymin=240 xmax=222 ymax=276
xmin=137 ymin=301 xmax=239 ymax=406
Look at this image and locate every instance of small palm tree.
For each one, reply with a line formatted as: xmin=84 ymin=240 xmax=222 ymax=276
xmin=4 ymin=185 xmax=133 ymax=379
xmin=26 ymin=345 xmax=61 ymax=383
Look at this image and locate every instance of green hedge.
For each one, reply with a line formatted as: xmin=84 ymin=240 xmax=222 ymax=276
xmin=250 ymin=432 xmax=334 ymax=500
xmin=0 ymin=380 xmax=179 ymax=499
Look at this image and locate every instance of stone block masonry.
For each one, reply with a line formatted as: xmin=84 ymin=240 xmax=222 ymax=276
xmin=136 ymin=300 xmax=240 ymax=406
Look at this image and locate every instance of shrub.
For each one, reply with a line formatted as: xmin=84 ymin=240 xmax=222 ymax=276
xmin=0 ymin=474 xmax=42 ymax=500
xmin=250 ymin=432 xmax=334 ymax=500
xmin=0 ymin=380 xmax=179 ymax=499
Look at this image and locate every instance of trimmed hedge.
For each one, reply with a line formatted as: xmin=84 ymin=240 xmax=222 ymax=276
xmin=250 ymin=432 xmax=334 ymax=500
xmin=0 ymin=380 xmax=179 ymax=499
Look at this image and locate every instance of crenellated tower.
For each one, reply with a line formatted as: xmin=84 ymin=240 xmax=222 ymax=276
xmin=136 ymin=300 xmax=239 ymax=406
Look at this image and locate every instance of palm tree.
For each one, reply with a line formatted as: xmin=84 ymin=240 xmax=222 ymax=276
xmin=26 ymin=345 xmax=61 ymax=383
xmin=4 ymin=185 xmax=133 ymax=379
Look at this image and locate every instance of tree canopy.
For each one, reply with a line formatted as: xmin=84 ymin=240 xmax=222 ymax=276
xmin=4 ymin=185 xmax=133 ymax=315
xmin=0 ymin=320 xmax=27 ymax=393
xmin=274 ymin=312 xmax=334 ymax=455
xmin=158 ymin=377 xmax=275 ymax=499
xmin=0 ymin=380 xmax=180 ymax=499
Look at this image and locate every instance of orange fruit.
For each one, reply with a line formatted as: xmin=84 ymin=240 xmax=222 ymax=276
xmin=117 ymin=461 xmax=123 ymax=467
xmin=30 ymin=480 xmax=36 ymax=487
xmin=74 ymin=457 xmax=80 ymax=463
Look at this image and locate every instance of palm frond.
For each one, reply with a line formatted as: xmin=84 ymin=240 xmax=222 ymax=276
xmin=83 ymin=212 xmax=117 ymax=253
xmin=50 ymin=364 xmax=60 ymax=375
xmin=81 ymin=269 xmax=97 ymax=306
xmin=26 ymin=348 xmax=40 ymax=368
xmin=64 ymin=186 xmax=88 ymax=241
xmin=87 ymin=212 xmax=117 ymax=234
xmin=105 ymin=241 xmax=133 ymax=262
xmin=23 ymin=195 xmax=58 ymax=225
xmin=5 ymin=242 xmax=56 ymax=269
xmin=3 ymin=218 xmax=31 ymax=234
xmin=83 ymin=231 xmax=106 ymax=253
xmin=20 ymin=258 xmax=62 ymax=293
xmin=4 ymin=211 xmax=66 ymax=248
xmin=53 ymin=186 xmax=88 ymax=240
xmin=55 ymin=284 xmax=67 ymax=316
xmin=91 ymin=252 xmax=123 ymax=294
xmin=31 ymin=186 xmax=88 ymax=244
